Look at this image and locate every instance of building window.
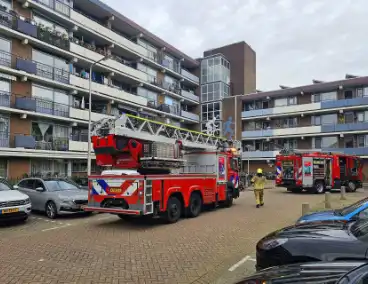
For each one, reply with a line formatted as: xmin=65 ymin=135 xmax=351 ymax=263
xmin=164 ymin=96 xmax=180 ymax=115
xmin=32 ymin=84 xmax=69 ymax=116
xmin=137 ymin=63 xmax=157 ymax=83
xmin=344 ymin=136 xmax=354 ymax=148
xmin=274 ymin=96 xmax=297 ymax=107
xmin=312 ymin=91 xmax=337 ymax=102
xmin=32 ymin=49 xmax=69 ymax=82
xmin=31 ymin=122 xmax=69 ymax=151
xmin=137 ymin=39 xmax=158 ymax=62
xmin=31 ymin=159 xmax=68 ymax=177
xmin=312 ymin=114 xmax=337 ymax=125
xmin=275 ymin=117 xmax=298 ymax=128
xmin=201 ymin=102 xmax=221 ymax=122
xmin=201 ymin=56 xmax=230 ymax=84
xmin=313 ymin=136 xmax=338 ymax=148
xmin=137 ymin=87 xmax=158 ymax=103
xmin=201 ymin=82 xmax=229 ymax=102
xmin=357 ymin=135 xmax=368 ymax=148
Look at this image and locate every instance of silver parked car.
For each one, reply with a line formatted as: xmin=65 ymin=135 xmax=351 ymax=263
xmin=14 ymin=178 xmax=89 ymax=219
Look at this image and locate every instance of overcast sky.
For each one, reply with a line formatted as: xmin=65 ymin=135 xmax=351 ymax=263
xmin=102 ymin=0 xmax=367 ymax=91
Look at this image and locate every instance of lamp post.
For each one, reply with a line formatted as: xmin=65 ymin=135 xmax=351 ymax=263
xmin=87 ymin=55 xmax=110 ymax=176
xmin=244 ymin=144 xmax=253 ymax=187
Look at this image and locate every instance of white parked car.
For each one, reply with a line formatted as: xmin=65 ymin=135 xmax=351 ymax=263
xmin=0 ymin=179 xmax=31 ymax=222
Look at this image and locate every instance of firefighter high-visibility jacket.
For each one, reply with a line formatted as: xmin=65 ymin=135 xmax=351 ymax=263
xmin=251 ymin=175 xmax=266 ymax=190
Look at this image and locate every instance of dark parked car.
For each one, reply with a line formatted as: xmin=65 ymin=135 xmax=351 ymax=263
xmin=236 ymin=261 xmax=368 ymax=284
xmin=256 ymin=220 xmax=368 ymax=271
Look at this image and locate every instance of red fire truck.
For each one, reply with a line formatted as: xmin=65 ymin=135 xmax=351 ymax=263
xmin=84 ymin=114 xmax=242 ymax=223
xmin=275 ymin=149 xmax=363 ymax=194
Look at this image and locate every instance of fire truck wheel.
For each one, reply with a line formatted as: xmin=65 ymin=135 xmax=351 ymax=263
xmin=187 ymin=192 xmax=202 ymax=218
xmin=347 ymin=181 xmax=357 ymax=192
xmin=165 ymin=196 xmax=182 ymax=223
xmin=315 ymin=181 xmax=325 ymax=194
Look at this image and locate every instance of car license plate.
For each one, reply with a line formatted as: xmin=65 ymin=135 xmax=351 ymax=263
xmin=109 ymin=187 xmax=122 ymax=194
xmin=1 ymin=208 xmax=19 ymax=214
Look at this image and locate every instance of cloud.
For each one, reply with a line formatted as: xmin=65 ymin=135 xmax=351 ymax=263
xmin=102 ymin=0 xmax=368 ymax=91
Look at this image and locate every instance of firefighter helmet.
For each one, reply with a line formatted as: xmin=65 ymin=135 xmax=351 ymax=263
xmin=257 ymin=168 xmax=263 ymax=174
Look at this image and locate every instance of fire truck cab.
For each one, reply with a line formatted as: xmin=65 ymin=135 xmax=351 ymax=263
xmin=275 ymin=149 xmax=363 ymax=194
xmin=84 ymin=114 xmax=242 ymax=223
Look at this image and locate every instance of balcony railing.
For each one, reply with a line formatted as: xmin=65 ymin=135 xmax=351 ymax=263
xmin=181 ymin=89 xmax=199 ymax=102
xmin=147 ymin=101 xmax=180 ymax=115
xmin=14 ymin=134 xmax=69 ymax=151
xmin=32 ymin=0 xmax=191 ymax=78
xmin=0 ymin=49 xmax=70 ymax=84
xmin=0 ymin=9 xmax=69 ymax=50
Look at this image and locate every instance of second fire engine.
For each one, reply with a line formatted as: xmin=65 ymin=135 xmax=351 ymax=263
xmin=275 ymin=149 xmax=363 ymax=194
xmin=84 ymin=114 xmax=242 ymax=223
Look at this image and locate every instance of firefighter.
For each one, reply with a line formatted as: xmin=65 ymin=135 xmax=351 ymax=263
xmin=251 ymin=168 xmax=266 ymax=208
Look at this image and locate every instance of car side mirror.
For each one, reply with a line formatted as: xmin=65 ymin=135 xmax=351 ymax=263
xmin=35 ymin=187 xmax=44 ymax=192
xmin=13 ymin=185 xmax=19 ymax=190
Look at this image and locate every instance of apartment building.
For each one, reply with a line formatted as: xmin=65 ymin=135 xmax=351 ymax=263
xmin=235 ymin=75 xmax=368 ymax=177
xmin=0 ymin=0 xmax=201 ymax=179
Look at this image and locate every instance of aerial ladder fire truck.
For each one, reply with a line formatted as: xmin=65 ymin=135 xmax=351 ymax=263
xmin=275 ymin=149 xmax=363 ymax=194
xmin=84 ymin=113 xmax=242 ymax=223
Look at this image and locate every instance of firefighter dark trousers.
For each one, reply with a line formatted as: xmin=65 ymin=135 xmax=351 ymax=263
xmin=254 ymin=189 xmax=264 ymax=205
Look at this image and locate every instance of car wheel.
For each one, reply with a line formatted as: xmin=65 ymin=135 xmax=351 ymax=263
xmin=347 ymin=181 xmax=357 ymax=192
xmin=45 ymin=201 xmax=58 ymax=219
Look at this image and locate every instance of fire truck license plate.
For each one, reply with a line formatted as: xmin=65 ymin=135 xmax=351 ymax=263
xmin=109 ymin=187 xmax=122 ymax=194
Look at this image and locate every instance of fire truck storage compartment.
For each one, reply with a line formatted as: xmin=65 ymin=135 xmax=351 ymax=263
xmin=181 ymin=153 xmax=217 ymax=174
xmin=302 ymin=157 xmax=329 ymax=188
xmin=281 ymin=160 xmax=294 ymax=179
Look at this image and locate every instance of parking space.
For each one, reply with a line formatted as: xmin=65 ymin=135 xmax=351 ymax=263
xmin=0 ymin=188 xmax=366 ymax=284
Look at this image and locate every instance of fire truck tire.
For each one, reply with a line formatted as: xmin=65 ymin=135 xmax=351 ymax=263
xmin=164 ymin=196 xmax=182 ymax=223
xmin=347 ymin=181 xmax=357 ymax=192
xmin=314 ymin=181 xmax=325 ymax=194
xmin=224 ymin=186 xmax=234 ymax=207
xmin=186 ymin=192 xmax=202 ymax=218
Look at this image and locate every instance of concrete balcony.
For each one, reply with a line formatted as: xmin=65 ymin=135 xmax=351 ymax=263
xmin=242 ymin=125 xmax=322 ymax=138
xmin=242 ymin=151 xmax=279 ymax=160
xmin=180 ymin=110 xmax=199 ymax=122
xmin=69 ymin=42 xmax=147 ymax=82
xmin=321 ymin=122 xmax=368 ymax=133
xmin=69 ymin=74 xmax=147 ymax=106
xmin=70 ymin=10 xmax=148 ymax=57
xmin=69 ymin=107 xmax=112 ymax=121
xmin=181 ymin=69 xmax=199 ymax=84
xmin=242 ymin=103 xmax=321 ymax=119
xmin=181 ymin=90 xmax=199 ymax=103
xmin=68 ymin=140 xmax=91 ymax=152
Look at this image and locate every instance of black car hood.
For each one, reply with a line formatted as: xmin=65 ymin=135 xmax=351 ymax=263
xmin=263 ymin=221 xmax=353 ymax=240
xmin=236 ymin=261 xmax=366 ymax=284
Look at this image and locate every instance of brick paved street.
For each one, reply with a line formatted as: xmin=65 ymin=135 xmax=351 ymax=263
xmin=0 ymin=188 xmax=366 ymax=284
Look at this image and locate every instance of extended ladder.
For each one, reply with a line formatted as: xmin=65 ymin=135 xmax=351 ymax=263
xmin=91 ymin=113 xmax=227 ymax=150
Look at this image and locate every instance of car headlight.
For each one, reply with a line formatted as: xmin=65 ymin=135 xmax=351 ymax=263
xmin=296 ymin=219 xmax=306 ymax=224
xmin=258 ymin=238 xmax=288 ymax=250
xmin=24 ymin=198 xmax=31 ymax=204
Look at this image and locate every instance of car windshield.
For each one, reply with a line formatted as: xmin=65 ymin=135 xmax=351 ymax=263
xmin=337 ymin=198 xmax=368 ymax=216
xmin=44 ymin=180 xmax=80 ymax=192
xmin=349 ymin=220 xmax=368 ymax=238
xmin=0 ymin=181 xmax=11 ymax=191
